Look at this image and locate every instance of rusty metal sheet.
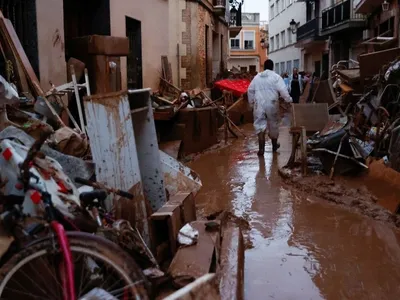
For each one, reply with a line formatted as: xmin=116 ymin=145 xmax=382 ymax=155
xmin=160 ymin=150 xmax=202 ymax=197
xmin=292 ymin=103 xmax=329 ymax=132
xmin=168 ymin=221 xmax=220 ymax=284
xmin=129 ymin=88 xmax=167 ymax=212
xmin=83 ymin=90 xmax=150 ymax=244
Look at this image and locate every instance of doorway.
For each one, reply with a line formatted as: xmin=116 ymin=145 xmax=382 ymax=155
xmin=314 ymin=60 xmax=321 ymax=77
xmin=126 ymin=17 xmax=143 ymax=89
xmin=322 ymin=53 xmax=329 ymax=79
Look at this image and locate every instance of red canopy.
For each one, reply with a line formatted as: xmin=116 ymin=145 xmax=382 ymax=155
xmin=214 ymin=79 xmax=251 ymax=97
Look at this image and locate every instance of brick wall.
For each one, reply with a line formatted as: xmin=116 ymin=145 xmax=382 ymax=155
xmin=181 ymin=1 xmax=192 ymax=89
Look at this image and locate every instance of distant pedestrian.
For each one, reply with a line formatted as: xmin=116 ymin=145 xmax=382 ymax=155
xmin=282 ymin=72 xmax=290 ymax=91
xmin=288 ymin=68 xmax=303 ymax=104
xmin=247 ymin=59 xmax=292 ymax=156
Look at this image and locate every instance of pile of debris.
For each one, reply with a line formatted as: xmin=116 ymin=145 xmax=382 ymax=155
xmin=284 ymin=48 xmax=400 ymax=215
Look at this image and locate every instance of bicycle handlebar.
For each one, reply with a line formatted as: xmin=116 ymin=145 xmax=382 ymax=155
xmin=74 ymin=177 xmax=134 ymax=199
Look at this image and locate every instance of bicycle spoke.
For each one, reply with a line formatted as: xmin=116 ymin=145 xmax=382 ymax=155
xmin=26 ymin=256 xmax=60 ymax=300
xmin=108 ymin=280 xmax=145 ymax=299
xmin=4 ymin=286 xmax=53 ymax=300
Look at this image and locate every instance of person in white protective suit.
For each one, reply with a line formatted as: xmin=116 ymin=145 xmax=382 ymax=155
xmin=247 ymin=59 xmax=292 ymax=156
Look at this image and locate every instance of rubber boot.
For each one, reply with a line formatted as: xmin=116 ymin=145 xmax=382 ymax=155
xmin=271 ymin=138 xmax=280 ymax=153
xmin=257 ymin=133 xmax=265 ymax=156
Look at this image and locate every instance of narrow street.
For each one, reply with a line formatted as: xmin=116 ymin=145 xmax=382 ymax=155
xmin=189 ymin=125 xmax=400 ymax=300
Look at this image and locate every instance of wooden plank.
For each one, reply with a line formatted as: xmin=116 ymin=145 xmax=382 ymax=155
xmin=168 ymin=221 xmax=220 ymax=284
xmin=359 ymin=47 xmax=400 ymax=83
xmin=164 ymin=274 xmax=220 ymax=300
xmin=292 ymin=103 xmax=329 ymax=132
xmin=0 ymin=17 xmax=43 ymax=97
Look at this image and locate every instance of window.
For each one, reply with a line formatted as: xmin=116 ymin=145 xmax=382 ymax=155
xmin=287 ymin=28 xmax=292 ymax=44
xmin=281 ymin=31 xmax=286 ymax=47
xmin=244 ymin=31 xmax=255 ymax=50
xmin=270 ymin=36 xmax=274 ymax=51
xmin=275 ymin=1 xmax=278 ymax=15
xmin=287 ymin=60 xmax=292 ymax=74
xmin=275 ymin=34 xmax=280 ymax=49
xmin=230 ymin=34 xmax=240 ymax=49
xmin=277 ymin=0 xmax=280 ymax=13
xmin=249 ymin=65 xmax=257 ymax=73
xmin=270 ymin=4 xmax=274 ymax=19
xmin=293 ymin=59 xmax=300 ymax=70
xmin=280 ymin=62 xmax=285 ymax=74
xmin=275 ymin=63 xmax=280 ymax=74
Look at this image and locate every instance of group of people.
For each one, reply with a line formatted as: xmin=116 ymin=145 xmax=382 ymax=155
xmin=247 ymin=59 xmax=312 ymax=156
xmin=280 ymin=69 xmax=311 ymax=104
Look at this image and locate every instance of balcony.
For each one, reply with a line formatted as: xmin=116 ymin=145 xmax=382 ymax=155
xmin=297 ymin=18 xmax=319 ymax=41
xmin=229 ymin=4 xmax=242 ymax=38
xmin=213 ymin=0 xmax=226 ymax=16
xmin=321 ymin=0 xmax=367 ymax=36
xmin=354 ymin=0 xmax=381 ymax=14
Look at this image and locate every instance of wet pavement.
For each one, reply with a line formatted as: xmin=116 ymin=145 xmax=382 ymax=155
xmin=189 ymin=124 xmax=400 ymax=300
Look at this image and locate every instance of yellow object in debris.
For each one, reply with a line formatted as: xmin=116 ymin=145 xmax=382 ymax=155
xmin=339 ymin=83 xmax=354 ymax=94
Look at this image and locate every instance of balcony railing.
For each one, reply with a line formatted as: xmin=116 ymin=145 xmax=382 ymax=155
xmin=297 ymin=18 xmax=318 ymax=41
xmin=213 ymin=0 xmax=226 ymax=16
xmin=321 ymin=0 xmax=366 ymax=31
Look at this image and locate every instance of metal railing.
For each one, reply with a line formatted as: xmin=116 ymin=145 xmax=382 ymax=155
xmin=321 ymin=0 xmax=366 ymax=30
xmin=297 ymin=18 xmax=318 ymax=41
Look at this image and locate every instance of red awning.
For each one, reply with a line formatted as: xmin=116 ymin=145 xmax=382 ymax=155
xmin=214 ymin=79 xmax=251 ymax=97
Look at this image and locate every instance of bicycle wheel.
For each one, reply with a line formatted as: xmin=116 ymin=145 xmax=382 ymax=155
xmin=0 ymin=232 xmax=150 ymax=300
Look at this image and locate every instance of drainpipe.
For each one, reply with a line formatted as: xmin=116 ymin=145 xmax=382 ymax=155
xmin=177 ymin=43 xmax=181 ymax=86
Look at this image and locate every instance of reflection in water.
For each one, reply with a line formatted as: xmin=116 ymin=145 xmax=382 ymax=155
xmin=189 ymin=125 xmax=400 ymax=300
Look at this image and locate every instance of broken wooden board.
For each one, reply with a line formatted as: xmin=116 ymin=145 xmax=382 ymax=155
xmin=168 ymin=221 xmax=220 ymax=287
xmin=0 ymin=16 xmax=43 ymax=97
xmin=292 ymin=103 xmax=329 ymax=133
xmin=164 ymin=274 xmax=220 ymax=300
xmin=218 ymin=226 xmax=244 ymax=300
xmin=313 ymin=80 xmax=335 ymax=106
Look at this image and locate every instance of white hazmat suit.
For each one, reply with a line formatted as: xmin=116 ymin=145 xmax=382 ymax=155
xmin=247 ymin=69 xmax=292 ymax=139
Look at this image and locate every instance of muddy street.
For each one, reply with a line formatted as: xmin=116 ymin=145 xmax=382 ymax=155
xmin=189 ymin=125 xmax=400 ymax=300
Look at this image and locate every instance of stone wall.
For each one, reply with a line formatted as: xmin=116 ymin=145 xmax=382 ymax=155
xmin=180 ymin=1 xmax=228 ymax=89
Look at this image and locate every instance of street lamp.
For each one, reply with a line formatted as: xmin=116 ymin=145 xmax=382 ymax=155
xmin=382 ymin=0 xmax=389 ymax=11
xmin=290 ymin=19 xmax=297 ymax=34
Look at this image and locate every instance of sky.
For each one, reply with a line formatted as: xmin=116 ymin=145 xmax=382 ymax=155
xmin=242 ymin=0 xmax=269 ymax=23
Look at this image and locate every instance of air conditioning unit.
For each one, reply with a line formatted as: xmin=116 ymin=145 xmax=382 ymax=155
xmin=362 ymin=29 xmax=371 ymax=40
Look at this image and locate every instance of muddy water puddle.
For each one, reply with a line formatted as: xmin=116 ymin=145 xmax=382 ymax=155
xmin=189 ymin=125 xmax=400 ymax=300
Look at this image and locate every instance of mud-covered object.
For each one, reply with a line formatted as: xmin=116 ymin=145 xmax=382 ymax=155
xmin=0 ymin=126 xmax=94 ymax=186
xmin=49 ymin=127 xmax=89 ymax=157
xmin=0 ymin=75 xmax=19 ymax=107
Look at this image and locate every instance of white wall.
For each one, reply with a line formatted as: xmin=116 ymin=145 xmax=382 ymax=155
xmin=109 ymin=0 xmax=169 ymax=90
xmin=268 ymin=0 xmax=306 ymax=72
xmin=36 ymin=0 xmax=67 ymax=91
xmin=228 ymin=57 xmax=260 ymax=71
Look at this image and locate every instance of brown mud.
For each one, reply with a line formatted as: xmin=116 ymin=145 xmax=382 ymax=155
xmin=279 ymin=167 xmax=400 ymax=229
xmin=189 ymin=124 xmax=400 ymax=299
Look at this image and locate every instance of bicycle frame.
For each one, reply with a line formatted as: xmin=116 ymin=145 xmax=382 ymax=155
xmin=51 ymin=221 xmax=76 ymax=300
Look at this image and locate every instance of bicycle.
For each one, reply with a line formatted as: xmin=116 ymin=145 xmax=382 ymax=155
xmin=0 ymin=133 xmax=150 ymax=299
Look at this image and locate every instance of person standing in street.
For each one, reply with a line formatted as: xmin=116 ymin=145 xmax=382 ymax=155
xmin=247 ymin=59 xmax=292 ymax=156
xmin=288 ymin=68 xmax=303 ymax=104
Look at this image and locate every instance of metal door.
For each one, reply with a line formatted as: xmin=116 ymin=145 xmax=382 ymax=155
xmin=126 ymin=17 xmax=143 ymax=89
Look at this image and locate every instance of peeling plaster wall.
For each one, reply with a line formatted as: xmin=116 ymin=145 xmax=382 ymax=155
xmin=36 ymin=0 xmax=67 ymax=89
xmin=180 ymin=1 xmax=228 ymax=89
xmin=109 ymin=0 xmax=169 ymax=90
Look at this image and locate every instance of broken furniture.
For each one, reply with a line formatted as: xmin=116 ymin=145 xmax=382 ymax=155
xmin=46 ymin=66 xmax=91 ymax=133
xmin=287 ymin=103 xmax=329 ymax=175
xmin=69 ymin=35 xmax=129 ymax=94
